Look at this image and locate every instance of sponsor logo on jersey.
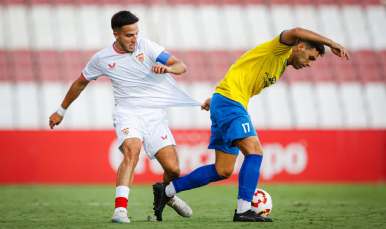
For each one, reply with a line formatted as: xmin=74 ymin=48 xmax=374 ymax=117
xmin=136 ymin=53 xmax=145 ymax=63
xmin=121 ymin=128 xmax=129 ymax=136
xmin=108 ymin=63 xmax=116 ymax=69
xmin=161 ymin=135 xmax=168 ymax=140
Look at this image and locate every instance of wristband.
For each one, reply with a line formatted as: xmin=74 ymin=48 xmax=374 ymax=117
xmin=57 ymin=106 xmax=67 ymax=116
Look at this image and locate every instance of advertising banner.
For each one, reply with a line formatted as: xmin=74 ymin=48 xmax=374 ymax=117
xmin=0 ymin=130 xmax=385 ymax=183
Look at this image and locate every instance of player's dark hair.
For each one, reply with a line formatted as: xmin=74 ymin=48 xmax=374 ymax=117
xmin=296 ymin=39 xmax=325 ymax=57
xmin=111 ymin=11 xmax=139 ymax=31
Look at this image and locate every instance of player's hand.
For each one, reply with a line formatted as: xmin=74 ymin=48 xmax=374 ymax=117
xmin=49 ymin=112 xmax=64 ymax=129
xmin=152 ymin=63 xmax=172 ymax=74
xmin=201 ymin=97 xmax=211 ymax=111
xmin=330 ymin=42 xmax=350 ymax=60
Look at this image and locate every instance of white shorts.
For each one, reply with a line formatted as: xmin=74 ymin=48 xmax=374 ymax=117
xmin=112 ymin=105 xmax=176 ymax=160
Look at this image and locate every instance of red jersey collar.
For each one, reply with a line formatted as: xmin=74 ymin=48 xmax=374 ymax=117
xmin=113 ymin=43 xmax=128 ymax=54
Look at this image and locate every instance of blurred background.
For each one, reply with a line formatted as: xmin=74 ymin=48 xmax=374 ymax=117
xmin=0 ymin=0 xmax=385 ymax=184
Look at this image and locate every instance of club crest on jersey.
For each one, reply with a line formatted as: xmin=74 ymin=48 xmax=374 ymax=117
xmin=121 ymin=128 xmax=129 ymax=136
xmin=136 ymin=53 xmax=145 ymax=63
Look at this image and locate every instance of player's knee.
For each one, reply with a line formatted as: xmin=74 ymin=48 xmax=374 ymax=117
xmin=253 ymin=147 xmax=263 ymax=156
xmin=217 ymin=168 xmax=233 ymax=180
xmin=122 ymin=148 xmax=141 ymax=165
xmin=165 ymin=166 xmax=180 ymax=179
xmin=243 ymin=142 xmax=263 ymax=156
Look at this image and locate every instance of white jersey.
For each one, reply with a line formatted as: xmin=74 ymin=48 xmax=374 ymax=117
xmin=81 ymin=38 xmax=201 ymax=108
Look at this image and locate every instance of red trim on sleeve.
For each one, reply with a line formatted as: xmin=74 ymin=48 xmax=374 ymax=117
xmin=81 ymin=72 xmax=90 ymax=82
xmin=113 ymin=43 xmax=128 ymax=54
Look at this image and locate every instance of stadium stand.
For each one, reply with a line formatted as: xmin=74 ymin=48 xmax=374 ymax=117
xmin=0 ymin=1 xmax=385 ymax=130
xmin=264 ymin=83 xmax=293 ymax=129
xmin=342 ymin=4 xmax=371 ymax=51
xmin=379 ymin=50 xmax=386 ymax=80
xmin=0 ymin=50 xmax=13 ymax=129
xmin=176 ymin=5 xmax=200 ymax=50
xmin=290 ymin=82 xmax=319 ymax=128
xmin=364 ymin=83 xmax=386 ymax=128
xmin=294 ymin=4 xmax=319 ymax=32
xmin=248 ymin=92 xmax=268 ymax=129
xmin=356 ymin=50 xmax=382 ymax=83
xmin=309 ymin=52 xmax=335 ymax=82
xmin=315 ymin=83 xmax=343 ymax=128
xmin=59 ymin=51 xmax=83 ymax=82
xmin=223 ymin=5 xmax=250 ymax=50
xmin=340 ymin=83 xmax=369 ymax=128
xmin=334 ymin=54 xmax=359 ymax=83
xmin=184 ymin=50 xmax=209 ymax=82
xmin=246 ymin=5 xmax=273 ymax=47
xmin=54 ymin=6 xmax=79 ymax=50
xmin=319 ymin=4 xmax=348 ymax=49
xmin=207 ymin=50 xmax=232 ymax=83
xmin=199 ymin=5 xmax=225 ymax=50
xmin=366 ymin=5 xmax=386 ymax=50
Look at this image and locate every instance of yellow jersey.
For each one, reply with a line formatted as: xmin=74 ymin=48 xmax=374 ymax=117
xmin=214 ymin=32 xmax=294 ymax=109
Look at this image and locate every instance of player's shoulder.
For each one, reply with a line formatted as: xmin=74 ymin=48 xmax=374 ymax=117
xmin=90 ymin=45 xmax=111 ymax=59
xmin=137 ymin=38 xmax=161 ymax=49
xmin=91 ymin=44 xmax=121 ymax=62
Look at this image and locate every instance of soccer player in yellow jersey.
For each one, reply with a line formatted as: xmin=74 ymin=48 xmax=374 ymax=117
xmin=153 ymin=28 xmax=350 ymax=222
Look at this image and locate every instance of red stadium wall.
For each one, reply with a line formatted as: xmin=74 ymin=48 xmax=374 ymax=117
xmin=0 ymin=130 xmax=385 ymax=184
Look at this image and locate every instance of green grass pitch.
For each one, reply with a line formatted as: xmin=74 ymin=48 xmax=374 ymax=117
xmin=0 ymin=184 xmax=385 ymax=228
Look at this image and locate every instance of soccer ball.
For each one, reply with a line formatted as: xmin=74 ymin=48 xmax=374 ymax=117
xmin=251 ymin=188 xmax=273 ymax=217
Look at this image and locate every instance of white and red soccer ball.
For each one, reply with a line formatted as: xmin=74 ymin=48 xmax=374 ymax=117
xmin=251 ymin=188 xmax=273 ymax=217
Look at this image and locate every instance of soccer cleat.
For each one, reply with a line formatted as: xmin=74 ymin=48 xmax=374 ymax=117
xmin=233 ymin=209 xmax=274 ymax=222
xmin=153 ymin=182 xmax=171 ymax=221
xmin=111 ymin=208 xmax=130 ymax=223
xmin=167 ymin=195 xmax=193 ymax=218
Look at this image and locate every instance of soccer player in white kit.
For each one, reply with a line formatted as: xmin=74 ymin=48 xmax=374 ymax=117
xmin=49 ymin=11 xmax=202 ymax=223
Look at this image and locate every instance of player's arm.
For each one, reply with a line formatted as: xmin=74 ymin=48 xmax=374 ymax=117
xmin=49 ymin=75 xmax=89 ymax=129
xmin=281 ymin=28 xmax=350 ymax=60
xmin=152 ymin=52 xmax=187 ymax=75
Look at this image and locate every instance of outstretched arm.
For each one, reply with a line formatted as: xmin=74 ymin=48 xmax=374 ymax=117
xmin=281 ymin=28 xmax=350 ymax=60
xmin=49 ymin=75 xmax=89 ymax=129
xmin=152 ymin=54 xmax=187 ymax=75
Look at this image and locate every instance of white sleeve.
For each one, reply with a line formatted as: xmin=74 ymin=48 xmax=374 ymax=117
xmin=144 ymin=39 xmax=165 ymax=63
xmin=81 ymin=53 xmax=103 ymax=82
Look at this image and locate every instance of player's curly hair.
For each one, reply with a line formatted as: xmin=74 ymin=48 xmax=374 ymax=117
xmin=111 ymin=11 xmax=139 ymax=31
xmin=296 ymin=39 xmax=325 ymax=57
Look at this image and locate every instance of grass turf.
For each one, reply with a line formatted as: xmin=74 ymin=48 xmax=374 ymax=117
xmin=0 ymin=184 xmax=385 ymax=228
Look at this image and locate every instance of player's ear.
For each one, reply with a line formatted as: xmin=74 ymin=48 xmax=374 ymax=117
xmin=113 ymin=28 xmax=120 ymax=39
xmin=298 ymin=42 xmax=306 ymax=52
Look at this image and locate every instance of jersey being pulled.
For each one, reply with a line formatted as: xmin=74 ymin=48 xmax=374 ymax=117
xmin=81 ymin=38 xmax=201 ymax=108
xmin=214 ymin=31 xmax=293 ymax=109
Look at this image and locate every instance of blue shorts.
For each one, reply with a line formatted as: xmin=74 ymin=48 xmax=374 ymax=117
xmin=208 ymin=93 xmax=257 ymax=156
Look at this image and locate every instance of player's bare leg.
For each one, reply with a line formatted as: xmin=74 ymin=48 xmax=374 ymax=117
xmin=153 ymin=145 xmax=193 ymax=219
xmin=155 ymin=145 xmax=180 ymax=183
xmin=116 ymin=138 xmax=141 ymax=187
xmin=214 ymin=149 xmax=237 ymax=179
xmin=233 ymin=136 xmax=263 ymax=157
xmin=112 ymin=138 xmax=141 ymax=223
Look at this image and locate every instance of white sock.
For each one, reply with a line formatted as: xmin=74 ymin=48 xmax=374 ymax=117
xmin=165 ymin=182 xmax=176 ymax=197
xmin=236 ymin=198 xmax=251 ymax=214
xmin=116 ymin=185 xmax=130 ymax=199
